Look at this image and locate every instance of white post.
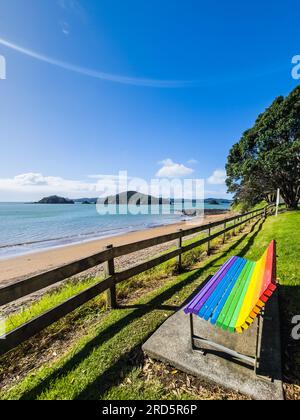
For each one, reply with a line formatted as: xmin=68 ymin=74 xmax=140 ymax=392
xmin=276 ymin=188 xmax=280 ymax=217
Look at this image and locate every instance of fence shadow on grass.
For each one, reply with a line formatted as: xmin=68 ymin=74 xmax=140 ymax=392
xmin=18 ymin=218 xmax=265 ymax=400
xmin=19 ymin=268 xmax=212 ymax=400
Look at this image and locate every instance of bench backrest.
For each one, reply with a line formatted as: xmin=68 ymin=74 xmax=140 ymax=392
xmin=184 ymin=241 xmax=277 ymax=333
xmin=235 ymin=240 xmax=276 ymax=332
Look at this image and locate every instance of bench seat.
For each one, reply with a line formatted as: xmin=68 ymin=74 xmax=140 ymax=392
xmin=184 ymin=241 xmax=277 ymax=333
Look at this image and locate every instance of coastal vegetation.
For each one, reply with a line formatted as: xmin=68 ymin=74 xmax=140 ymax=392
xmin=226 ymin=85 xmax=300 ymax=210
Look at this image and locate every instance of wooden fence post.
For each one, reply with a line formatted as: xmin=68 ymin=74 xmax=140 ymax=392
xmin=207 ymin=224 xmax=211 ymax=255
xmin=177 ymin=229 xmax=183 ymax=272
xmin=104 ymin=245 xmax=117 ymax=310
xmin=264 ymin=207 xmax=267 ymax=219
xmin=223 ymin=222 xmax=226 ymax=244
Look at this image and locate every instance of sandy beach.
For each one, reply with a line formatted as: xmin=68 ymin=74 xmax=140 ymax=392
xmin=0 ymin=212 xmax=230 ymax=287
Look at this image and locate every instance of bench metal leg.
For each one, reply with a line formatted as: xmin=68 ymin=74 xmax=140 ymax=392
xmin=190 ymin=313 xmax=258 ymax=370
xmin=254 ymin=309 xmax=267 ymax=375
xmin=255 ymin=313 xmax=262 ymax=374
xmin=190 ymin=311 xmax=195 ymax=350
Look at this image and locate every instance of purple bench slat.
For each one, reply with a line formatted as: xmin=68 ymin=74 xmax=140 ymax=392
xmin=184 ymin=256 xmax=237 ymax=315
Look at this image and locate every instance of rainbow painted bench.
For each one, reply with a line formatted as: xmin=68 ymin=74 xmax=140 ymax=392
xmin=184 ymin=241 xmax=277 ymax=370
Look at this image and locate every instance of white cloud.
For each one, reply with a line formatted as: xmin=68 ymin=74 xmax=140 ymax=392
xmin=207 ymin=169 xmax=227 ymax=185
xmin=14 ymin=173 xmax=49 ymax=186
xmin=0 ymin=173 xmax=98 ymax=200
xmin=0 ymin=172 xmax=148 ymax=201
xmin=187 ymin=159 xmax=198 ymax=165
xmin=156 ymin=159 xmax=194 ymax=178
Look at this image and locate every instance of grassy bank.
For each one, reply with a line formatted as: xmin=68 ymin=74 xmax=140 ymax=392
xmin=0 ymin=210 xmax=299 ymax=400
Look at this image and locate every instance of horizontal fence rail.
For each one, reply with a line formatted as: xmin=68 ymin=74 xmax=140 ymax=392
xmin=0 ymin=205 xmax=277 ymax=356
xmin=0 ymin=207 xmax=267 ymax=307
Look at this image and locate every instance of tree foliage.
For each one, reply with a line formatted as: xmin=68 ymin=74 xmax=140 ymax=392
xmin=226 ymin=86 xmax=300 ymax=209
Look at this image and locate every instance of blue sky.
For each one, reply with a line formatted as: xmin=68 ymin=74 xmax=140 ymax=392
xmin=0 ymin=0 xmax=299 ymax=201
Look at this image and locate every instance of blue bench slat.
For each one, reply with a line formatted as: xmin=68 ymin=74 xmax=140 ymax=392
xmin=199 ymin=258 xmax=246 ymax=321
xmin=185 ymin=257 xmax=237 ymax=315
xmin=210 ymin=260 xmax=252 ymax=325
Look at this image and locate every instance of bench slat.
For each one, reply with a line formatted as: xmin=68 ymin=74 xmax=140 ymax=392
xmin=199 ymin=258 xmax=246 ymax=320
xmin=184 ymin=241 xmax=277 ymax=334
xmin=236 ymin=241 xmax=277 ymax=332
xmin=184 ymin=257 xmax=237 ymax=315
xmin=235 ymin=251 xmax=268 ymax=330
xmin=216 ymin=261 xmax=254 ymax=329
xmin=227 ymin=262 xmax=256 ymax=332
xmin=211 ymin=260 xmax=251 ymax=326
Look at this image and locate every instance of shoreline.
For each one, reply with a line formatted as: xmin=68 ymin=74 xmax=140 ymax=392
xmin=0 ymin=211 xmax=231 ymax=287
xmin=0 ymin=222 xmax=177 ymax=261
xmin=0 ymin=208 xmax=229 ymax=261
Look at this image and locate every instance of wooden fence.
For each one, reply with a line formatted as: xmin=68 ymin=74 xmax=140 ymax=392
xmin=0 ymin=205 xmax=275 ymax=356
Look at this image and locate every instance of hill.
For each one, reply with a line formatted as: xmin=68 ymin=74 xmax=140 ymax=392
xmin=37 ymin=196 xmax=75 ymax=204
xmin=98 ymin=191 xmax=171 ymax=205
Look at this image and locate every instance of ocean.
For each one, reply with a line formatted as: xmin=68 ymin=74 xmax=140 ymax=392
xmin=0 ymin=202 xmax=230 ymax=259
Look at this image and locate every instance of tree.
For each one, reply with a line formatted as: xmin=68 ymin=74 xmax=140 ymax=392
xmin=226 ymin=86 xmax=300 ymax=210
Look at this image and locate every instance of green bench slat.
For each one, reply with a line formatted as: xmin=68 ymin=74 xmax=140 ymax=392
xmin=216 ymin=261 xmax=255 ymax=330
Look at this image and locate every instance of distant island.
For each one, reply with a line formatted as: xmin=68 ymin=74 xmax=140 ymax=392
xmin=36 ymin=196 xmax=75 ymax=204
xmin=36 ymin=194 xmax=232 ymax=206
xmin=170 ymin=198 xmax=232 ymax=206
xmin=205 ymin=199 xmax=220 ymax=205
xmin=206 ymin=198 xmax=232 ymax=204
xmin=98 ymin=191 xmax=171 ymax=206
xmin=74 ymin=198 xmax=98 ymax=204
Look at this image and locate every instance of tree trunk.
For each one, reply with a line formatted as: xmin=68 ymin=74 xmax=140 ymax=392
xmin=286 ymin=201 xmax=299 ymax=210
xmin=280 ymin=187 xmax=299 ymax=210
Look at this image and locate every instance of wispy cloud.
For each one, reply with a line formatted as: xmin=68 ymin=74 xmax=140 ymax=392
xmin=187 ymin=159 xmax=198 ymax=165
xmin=60 ymin=21 xmax=70 ymax=36
xmin=0 ymin=37 xmax=196 ymax=88
xmin=207 ymin=169 xmax=227 ymax=185
xmin=156 ymin=159 xmax=194 ymax=178
xmin=57 ymin=0 xmax=84 ymax=16
xmin=57 ymin=0 xmax=87 ymax=24
xmin=57 ymin=0 xmax=78 ymax=10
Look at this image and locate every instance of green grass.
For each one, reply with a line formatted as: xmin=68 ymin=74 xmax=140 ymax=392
xmin=231 ymin=200 xmax=267 ymax=213
xmin=3 ymin=277 xmax=103 ymax=334
xmin=1 ymin=210 xmax=299 ymax=400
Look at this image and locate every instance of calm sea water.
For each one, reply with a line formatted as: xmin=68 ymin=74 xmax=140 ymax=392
xmin=0 ymin=202 xmax=230 ymax=259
